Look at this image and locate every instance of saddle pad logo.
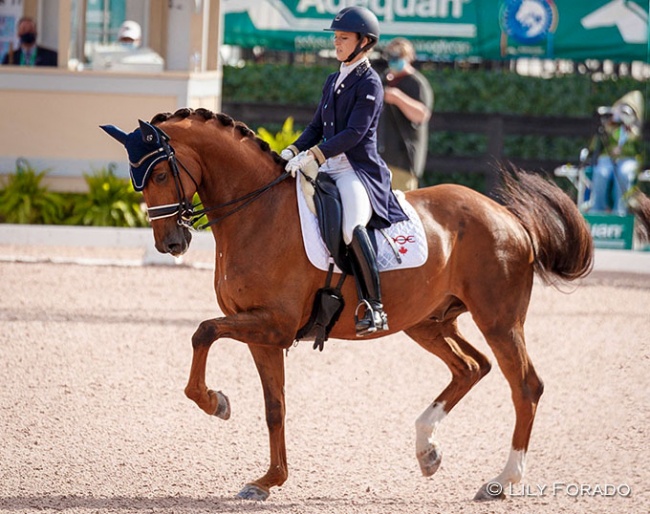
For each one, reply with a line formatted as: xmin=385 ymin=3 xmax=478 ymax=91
xmin=394 ymin=234 xmax=416 ymax=254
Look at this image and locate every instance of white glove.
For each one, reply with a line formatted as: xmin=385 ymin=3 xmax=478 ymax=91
xmin=285 ymin=151 xmax=316 ymax=178
xmin=280 ymin=147 xmax=296 ymax=161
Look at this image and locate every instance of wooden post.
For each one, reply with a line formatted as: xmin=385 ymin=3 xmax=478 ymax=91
xmin=57 ymin=0 xmax=73 ymax=69
xmin=206 ymin=0 xmax=221 ymax=72
xmin=149 ymin=0 xmax=168 ymax=60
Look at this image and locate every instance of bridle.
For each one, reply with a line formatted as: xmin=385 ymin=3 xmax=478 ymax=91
xmin=145 ymin=131 xmax=290 ymax=230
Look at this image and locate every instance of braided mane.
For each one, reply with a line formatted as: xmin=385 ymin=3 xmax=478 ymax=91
xmin=150 ymin=107 xmax=285 ymax=166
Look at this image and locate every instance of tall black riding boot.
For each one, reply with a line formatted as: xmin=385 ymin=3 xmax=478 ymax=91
xmin=348 ymin=225 xmax=388 ymax=336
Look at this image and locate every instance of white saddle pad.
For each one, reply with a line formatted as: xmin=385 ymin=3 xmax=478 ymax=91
xmin=296 ymin=177 xmax=428 ymax=273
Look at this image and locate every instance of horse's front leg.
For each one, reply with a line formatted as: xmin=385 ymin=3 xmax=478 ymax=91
xmin=183 ymin=316 xmax=230 ymax=418
xmin=183 ymin=312 xmax=292 ymax=500
xmin=237 ymin=344 xmax=287 ymax=501
xmin=184 ymin=311 xmax=288 ymax=417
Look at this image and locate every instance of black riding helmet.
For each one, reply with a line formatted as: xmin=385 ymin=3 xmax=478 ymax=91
xmin=324 ymin=7 xmax=380 ymax=63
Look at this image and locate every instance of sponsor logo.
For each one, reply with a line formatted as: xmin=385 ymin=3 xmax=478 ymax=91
xmin=500 ymin=0 xmax=558 ymax=44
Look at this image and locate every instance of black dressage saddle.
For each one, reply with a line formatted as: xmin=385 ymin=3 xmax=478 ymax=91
xmin=295 ymin=172 xmax=350 ymax=351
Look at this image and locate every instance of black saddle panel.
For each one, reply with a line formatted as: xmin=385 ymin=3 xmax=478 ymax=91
xmin=313 ymin=172 xmax=352 ymax=275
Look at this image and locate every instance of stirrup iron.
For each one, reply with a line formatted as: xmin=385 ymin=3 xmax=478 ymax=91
xmin=354 ymin=299 xmax=388 ymax=336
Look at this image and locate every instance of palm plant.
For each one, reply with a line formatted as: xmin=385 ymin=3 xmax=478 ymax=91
xmin=257 ymin=117 xmax=302 ymax=153
xmin=68 ymin=164 xmax=148 ymax=227
xmin=0 ymin=158 xmax=66 ymax=224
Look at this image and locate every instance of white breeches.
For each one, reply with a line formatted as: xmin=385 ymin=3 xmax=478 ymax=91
xmin=321 ymin=154 xmax=372 ymax=245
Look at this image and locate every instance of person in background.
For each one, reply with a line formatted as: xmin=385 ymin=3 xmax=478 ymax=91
xmin=91 ymin=20 xmax=164 ymax=73
xmin=117 ymin=20 xmax=143 ymax=48
xmin=588 ymin=90 xmax=644 ymax=216
xmin=1 ymin=16 xmax=57 ymax=67
xmin=280 ymin=7 xmax=408 ymax=336
xmin=378 ymin=37 xmax=433 ymax=191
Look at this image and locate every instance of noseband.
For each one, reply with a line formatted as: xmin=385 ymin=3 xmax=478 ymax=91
xmin=144 ymin=138 xmax=197 ymax=227
xmin=146 ymin=132 xmax=289 ymax=230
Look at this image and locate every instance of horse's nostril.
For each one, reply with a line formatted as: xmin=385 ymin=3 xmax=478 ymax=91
xmin=167 ymin=243 xmax=183 ymax=255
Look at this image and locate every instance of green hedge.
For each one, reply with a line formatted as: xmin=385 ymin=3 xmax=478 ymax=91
xmin=222 ymin=63 xmax=646 ymax=117
xmin=223 ymin=63 xmax=647 ymax=191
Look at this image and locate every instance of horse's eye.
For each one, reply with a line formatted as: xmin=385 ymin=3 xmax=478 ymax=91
xmin=153 ymin=171 xmax=167 ymax=184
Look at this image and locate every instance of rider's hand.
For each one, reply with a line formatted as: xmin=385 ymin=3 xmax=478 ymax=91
xmin=280 ymin=147 xmax=296 ymax=161
xmin=280 ymin=145 xmax=299 ymax=161
xmin=285 ymin=151 xmax=316 ymax=178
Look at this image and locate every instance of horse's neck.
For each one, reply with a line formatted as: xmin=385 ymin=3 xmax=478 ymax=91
xmin=199 ymin=159 xmax=294 ymax=241
xmin=207 ymin=178 xmax=299 ymax=284
xmin=198 ymin=142 xmax=270 ymax=202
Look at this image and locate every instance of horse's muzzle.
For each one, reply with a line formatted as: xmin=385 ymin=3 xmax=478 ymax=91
xmin=156 ymin=226 xmax=192 ymax=256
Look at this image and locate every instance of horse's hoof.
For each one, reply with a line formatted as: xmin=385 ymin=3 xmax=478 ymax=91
xmin=236 ymin=483 xmax=269 ymax=501
xmin=473 ymin=482 xmax=506 ymax=501
xmin=213 ymin=390 xmax=231 ymax=420
xmin=417 ymin=445 xmax=442 ymax=477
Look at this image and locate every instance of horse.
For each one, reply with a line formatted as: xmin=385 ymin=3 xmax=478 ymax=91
xmin=101 ymin=107 xmax=594 ymax=502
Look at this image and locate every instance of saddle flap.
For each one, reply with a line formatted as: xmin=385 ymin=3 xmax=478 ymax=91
xmin=313 ymin=173 xmax=352 ymax=274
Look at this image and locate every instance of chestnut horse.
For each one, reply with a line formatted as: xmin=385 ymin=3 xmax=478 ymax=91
xmin=102 ymin=108 xmax=593 ymax=502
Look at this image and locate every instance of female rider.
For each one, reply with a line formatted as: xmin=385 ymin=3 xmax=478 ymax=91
xmin=282 ymin=7 xmax=408 ymax=336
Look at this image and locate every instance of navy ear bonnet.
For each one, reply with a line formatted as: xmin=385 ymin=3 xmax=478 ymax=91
xmin=100 ymin=120 xmax=173 ymax=192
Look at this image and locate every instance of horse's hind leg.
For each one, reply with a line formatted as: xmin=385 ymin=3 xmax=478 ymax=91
xmin=472 ymin=321 xmax=544 ymax=501
xmin=406 ymin=318 xmax=492 ymax=477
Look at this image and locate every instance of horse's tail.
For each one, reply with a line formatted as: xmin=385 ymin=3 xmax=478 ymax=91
xmin=628 ymin=189 xmax=650 ymax=243
xmin=495 ymin=166 xmax=594 ymax=285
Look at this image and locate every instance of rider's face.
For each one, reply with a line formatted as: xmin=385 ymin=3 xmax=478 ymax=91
xmin=333 ymin=30 xmax=359 ymax=62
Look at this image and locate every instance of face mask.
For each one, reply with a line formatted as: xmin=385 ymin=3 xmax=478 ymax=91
xmin=388 ymin=58 xmax=406 ymax=73
xmin=119 ymin=41 xmax=136 ymax=50
xmin=20 ymin=32 xmax=36 ymax=45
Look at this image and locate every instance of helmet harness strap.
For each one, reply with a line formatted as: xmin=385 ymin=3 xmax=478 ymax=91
xmin=344 ymin=36 xmax=375 ymax=63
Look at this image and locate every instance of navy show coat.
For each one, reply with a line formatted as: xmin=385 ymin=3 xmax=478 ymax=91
xmin=293 ymin=61 xmax=408 ymax=230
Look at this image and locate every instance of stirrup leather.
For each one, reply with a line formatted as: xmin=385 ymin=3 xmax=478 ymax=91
xmin=354 ymin=299 xmax=389 ymax=336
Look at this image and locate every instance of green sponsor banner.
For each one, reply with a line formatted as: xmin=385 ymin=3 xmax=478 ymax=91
xmin=222 ymin=0 xmax=650 ymax=62
xmin=584 ymin=213 xmax=635 ymax=250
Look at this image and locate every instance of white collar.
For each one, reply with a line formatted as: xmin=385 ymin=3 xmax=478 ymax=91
xmin=335 ymin=57 xmax=369 ymax=89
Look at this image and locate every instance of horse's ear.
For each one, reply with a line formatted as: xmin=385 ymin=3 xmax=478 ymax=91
xmin=138 ymin=119 xmax=157 ymax=141
xmin=100 ymin=125 xmax=128 ymax=145
xmin=138 ymin=119 xmax=170 ymax=143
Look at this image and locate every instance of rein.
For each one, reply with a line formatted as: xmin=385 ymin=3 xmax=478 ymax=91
xmin=146 ymin=134 xmax=290 ymax=230
xmin=191 ymin=169 xmax=290 ymax=229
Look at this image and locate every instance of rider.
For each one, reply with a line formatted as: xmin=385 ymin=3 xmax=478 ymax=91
xmin=281 ymin=7 xmax=408 ymax=336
